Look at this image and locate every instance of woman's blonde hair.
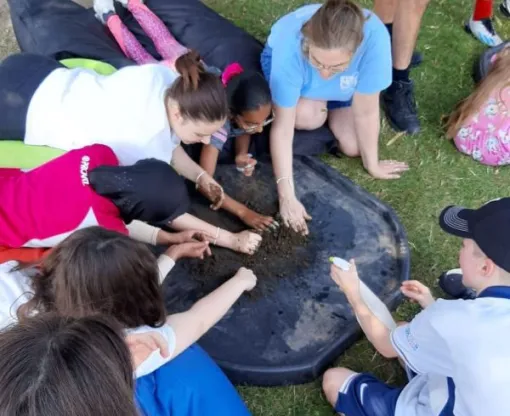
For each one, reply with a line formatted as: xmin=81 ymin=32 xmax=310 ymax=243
xmin=446 ymin=49 xmax=510 ymax=138
xmin=301 ymin=0 xmax=365 ymax=53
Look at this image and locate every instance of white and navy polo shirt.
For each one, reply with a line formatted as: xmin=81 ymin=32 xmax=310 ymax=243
xmin=391 ymin=286 xmax=510 ymax=416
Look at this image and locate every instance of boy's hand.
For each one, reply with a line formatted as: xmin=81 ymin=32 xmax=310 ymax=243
xmin=233 ymin=267 xmax=257 ymax=291
xmin=165 ymin=241 xmax=210 ymax=261
xmin=401 ymin=280 xmax=435 ymax=308
xmin=126 ymin=331 xmax=169 ymax=370
xmin=330 ymin=259 xmax=361 ymax=298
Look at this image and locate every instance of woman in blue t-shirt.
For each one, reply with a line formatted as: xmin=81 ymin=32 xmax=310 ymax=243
xmin=261 ymin=0 xmax=409 ymax=234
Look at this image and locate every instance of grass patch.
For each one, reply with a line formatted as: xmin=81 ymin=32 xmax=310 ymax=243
xmin=203 ymin=0 xmax=510 ymax=414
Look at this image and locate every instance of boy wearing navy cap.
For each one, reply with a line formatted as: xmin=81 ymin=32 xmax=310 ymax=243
xmin=323 ymin=198 xmax=510 ymax=416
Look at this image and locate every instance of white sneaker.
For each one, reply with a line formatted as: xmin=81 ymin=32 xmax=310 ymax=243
xmin=93 ymin=0 xmax=116 ymax=24
xmin=465 ymin=18 xmax=503 ymax=47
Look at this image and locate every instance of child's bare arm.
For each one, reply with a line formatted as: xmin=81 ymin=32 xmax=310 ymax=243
xmin=166 ymin=268 xmax=257 ymax=358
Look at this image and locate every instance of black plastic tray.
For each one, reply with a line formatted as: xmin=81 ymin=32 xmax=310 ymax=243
xmin=163 ymin=156 xmax=410 ymax=386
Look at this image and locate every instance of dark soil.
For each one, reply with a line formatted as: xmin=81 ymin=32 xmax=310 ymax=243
xmin=183 ymin=171 xmax=315 ymax=299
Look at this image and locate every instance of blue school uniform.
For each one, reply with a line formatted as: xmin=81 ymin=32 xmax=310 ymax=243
xmin=335 ymin=286 xmax=510 ymax=416
xmin=135 ymin=344 xmax=251 ymax=416
xmin=261 ymin=4 xmax=391 ymax=108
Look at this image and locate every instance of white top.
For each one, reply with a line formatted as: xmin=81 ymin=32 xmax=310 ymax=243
xmin=25 ymin=64 xmax=180 ymax=166
xmin=0 ymin=260 xmax=176 ymax=378
xmin=390 ymin=293 xmax=510 ymax=416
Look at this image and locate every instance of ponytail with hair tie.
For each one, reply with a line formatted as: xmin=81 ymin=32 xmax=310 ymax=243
xmin=221 ymin=63 xmax=244 ymax=86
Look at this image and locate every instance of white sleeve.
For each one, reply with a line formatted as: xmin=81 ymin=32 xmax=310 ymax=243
xmin=390 ymin=299 xmax=456 ymax=376
xmin=157 ymin=254 xmax=175 ymax=284
xmin=126 ymin=220 xmax=160 ymax=245
xmin=128 ymin=324 xmax=177 ymax=379
xmin=0 ymin=261 xmax=32 ymax=331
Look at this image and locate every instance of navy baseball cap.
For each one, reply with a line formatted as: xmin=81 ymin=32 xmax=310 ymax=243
xmin=439 ymin=198 xmax=510 ymax=273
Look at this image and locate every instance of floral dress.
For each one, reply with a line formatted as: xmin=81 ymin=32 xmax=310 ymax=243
xmin=454 ymin=87 xmax=510 ymax=166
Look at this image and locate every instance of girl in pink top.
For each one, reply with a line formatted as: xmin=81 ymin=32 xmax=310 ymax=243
xmin=447 ymin=43 xmax=510 ymax=166
xmin=0 ymin=144 xmax=261 ymax=255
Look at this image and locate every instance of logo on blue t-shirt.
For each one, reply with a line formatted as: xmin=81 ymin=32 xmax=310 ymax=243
xmin=339 ymin=73 xmax=359 ymax=91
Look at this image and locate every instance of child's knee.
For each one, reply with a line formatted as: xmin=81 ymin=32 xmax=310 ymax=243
xmin=322 ymin=367 xmax=354 ymax=405
xmin=337 ymin=138 xmax=360 ymax=157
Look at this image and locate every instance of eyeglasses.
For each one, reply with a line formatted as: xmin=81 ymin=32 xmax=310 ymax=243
xmin=308 ymin=52 xmax=350 ymax=73
xmin=241 ymin=112 xmax=275 ymax=133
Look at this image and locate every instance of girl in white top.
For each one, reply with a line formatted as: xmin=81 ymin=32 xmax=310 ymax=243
xmin=0 ymin=226 xmax=254 ymax=414
xmin=0 ymin=51 xmax=228 ymax=208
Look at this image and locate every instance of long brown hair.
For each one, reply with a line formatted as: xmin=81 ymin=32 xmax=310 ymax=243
xmin=301 ymin=0 xmax=365 ymax=53
xmin=0 ymin=314 xmax=137 ymax=416
xmin=18 ymin=227 xmax=166 ymax=328
xmin=447 ymin=49 xmax=510 ymax=138
xmin=166 ymin=50 xmax=228 ymax=123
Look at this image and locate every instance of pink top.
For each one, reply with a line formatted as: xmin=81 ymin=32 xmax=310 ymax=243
xmin=0 ymin=145 xmax=127 ymax=248
xmin=454 ymin=87 xmax=510 ymax=166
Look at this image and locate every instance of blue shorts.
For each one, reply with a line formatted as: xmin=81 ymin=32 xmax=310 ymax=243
xmin=260 ymin=45 xmax=353 ymax=110
xmin=335 ymin=373 xmax=402 ymax=416
xmin=135 ymin=344 xmax=250 ymax=416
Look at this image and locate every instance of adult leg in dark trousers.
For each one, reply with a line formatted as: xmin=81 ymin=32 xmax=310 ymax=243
xmin=375 ymin=0 xmax=431 ymax=135
xmin=8 ymin=0 xmax=133 ymax=68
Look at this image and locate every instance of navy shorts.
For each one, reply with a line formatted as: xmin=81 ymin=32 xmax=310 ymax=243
xmin=335 ymin=373 xmax=402 ymax=416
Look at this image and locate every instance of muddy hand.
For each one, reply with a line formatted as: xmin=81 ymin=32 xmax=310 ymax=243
xmin=196 ymin=173 xmax=225 ymax=210
xmin=241 ymin=208 xmax=278 ymax=232
xmin=279 ymin=197 xmax=311 ymax=235
xmin=235 ymin=230 xmax=262 ymax=255
xmin=236 ymin=153 xmax=257 ymax=177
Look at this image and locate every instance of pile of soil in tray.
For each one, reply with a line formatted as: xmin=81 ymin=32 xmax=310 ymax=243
xmin=181 ymin=171 xmax=316 ymax=299
xmin=184 ymin=225 xmax=313 ymax=299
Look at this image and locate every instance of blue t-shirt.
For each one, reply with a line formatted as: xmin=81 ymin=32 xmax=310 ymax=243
xmin=265 ymin=4 xmax=391 ymax=108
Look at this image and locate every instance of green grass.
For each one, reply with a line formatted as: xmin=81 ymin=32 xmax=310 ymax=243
xmin=203 ymin=0 xmax=510 ymax=414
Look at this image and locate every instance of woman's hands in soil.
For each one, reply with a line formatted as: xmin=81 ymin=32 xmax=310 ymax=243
xmin=330 ymin=259 xmax=361 ymax=298
xmin=279 ymin=196 xmax=312 ymax=235
xmin=366 ymin=160 xmax=409 ymax=180
xmin=235 ymin=153 xmax=257 ymax=177
xmin=196 ymin=172 xmax=225 ymax=210
xmin=233 ymin=267 xmax=257 ymax=291
xmin=125 ymin=331 xmax=170 ymax=370
xmin=401 ymin=280 xmax=435 ymax=308
xmin=233 ymin=230 xmax=262 ymax=255
xmin=240 ymin=208 xmax=279 ymax=232
xmin=165 ymin=241 xmax=211 ymax=261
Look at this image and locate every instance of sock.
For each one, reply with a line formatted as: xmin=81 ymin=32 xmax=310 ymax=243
xmin=473 ymin=0 xmax=493 ymax=21
xmin=392 ymin=67 xmax=410 ymax=83
xmin=385 ymin=23 xmax=393 ymax=40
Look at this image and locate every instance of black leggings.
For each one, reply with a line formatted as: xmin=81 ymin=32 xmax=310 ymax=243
xmin=0 ymin=53 xmax=62 ymax=140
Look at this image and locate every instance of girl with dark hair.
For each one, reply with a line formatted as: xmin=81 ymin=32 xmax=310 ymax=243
xmin=0 ymin=313 xmax=172 ymax=416
xmin=92 ymin=0 xmax=278 ymax=231
xmin=0 ymin=144 xmax=262 ymax=259
xmin=0 ymin=314 xmax=139 ymax=416
xmin=0 ymin=227 xmax=254 ymax=415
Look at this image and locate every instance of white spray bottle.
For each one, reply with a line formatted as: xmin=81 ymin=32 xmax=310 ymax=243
xmin=329 ymin=257 xmax=397 ymax=330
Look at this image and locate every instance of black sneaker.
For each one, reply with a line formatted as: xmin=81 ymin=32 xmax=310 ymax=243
xmin=381 ymin=80 xmax=420 ymax=135
xmin=438 ymin=268 xmax=476 ymax=300
xmin=500 ymin=1 xmax=510 ymax=18
xmin=410 ymin=51 xmax=423 ymax=69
